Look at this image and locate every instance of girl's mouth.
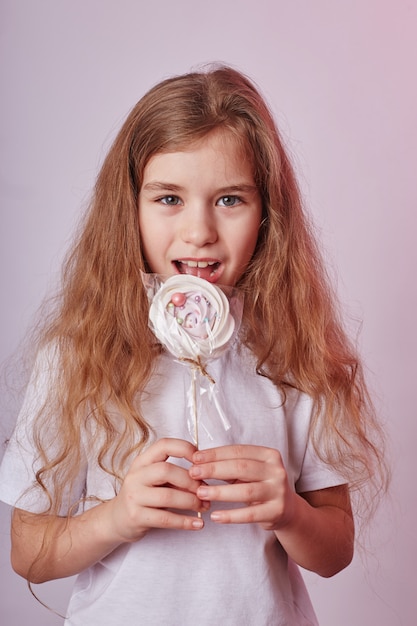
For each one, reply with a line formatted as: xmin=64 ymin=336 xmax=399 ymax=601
xmin=173 ymin=259 xmax=222 ymax=282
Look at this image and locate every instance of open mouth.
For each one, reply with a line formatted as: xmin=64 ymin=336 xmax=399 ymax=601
xmin=173 ymin=259 xmax=222 ymax=282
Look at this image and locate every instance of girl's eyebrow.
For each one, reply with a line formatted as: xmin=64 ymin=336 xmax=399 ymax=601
xmin=142 ymin=182 xmax=183 ymax=192
xmin=215 ymin=184 xmax=258 ymax=195
xmin=142 ymin=182 xmax=258 ymax=194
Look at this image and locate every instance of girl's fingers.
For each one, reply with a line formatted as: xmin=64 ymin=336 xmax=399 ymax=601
xmin=124 ymin=505 xmax=205 ymax=531
xmin=188 ymin=444 xmax=293 ymax=529
xmin=190 ymin=458 xmax=272 ymax=483
xmin=209 ymin=503 xmax=277 ymax=527
xmin=139 ymin=484 xmax=209 ymax=513
xmin=110 ymin=438 xmax=209 ymax=539
xmin=136 ymin=437 xmax=197 ymax=466
xmin=190 ymin=446 xmax=285 ymax=484
xmin=136 ymin=461 xmax=201 ymax=494
xmin=192 ymin=444 xmax=280 ymax=465
xmin=196 ymin=480 xmax=270 ymax=504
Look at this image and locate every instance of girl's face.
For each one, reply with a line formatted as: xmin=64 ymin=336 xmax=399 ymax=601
xmin=138 ymin=129 xmax=262 ymax=286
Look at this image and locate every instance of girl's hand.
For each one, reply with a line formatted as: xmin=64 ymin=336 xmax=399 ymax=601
xmin=189 ymin=444 xmax=295 ymax=531
xmin=106 ymin=438 xmax=208 ymax=543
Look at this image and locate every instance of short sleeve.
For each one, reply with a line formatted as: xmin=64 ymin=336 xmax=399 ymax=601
xmin=295 ymin=435 xmax=347 ymax=493
xmin=0 ymin=346 xmax=87 ymax=514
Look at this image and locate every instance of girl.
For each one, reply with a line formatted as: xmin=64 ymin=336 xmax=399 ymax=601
xmin=0 ymin=65 xmax=386 ymax=625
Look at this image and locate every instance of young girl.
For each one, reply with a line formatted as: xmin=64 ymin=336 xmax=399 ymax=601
xmin=0 ymin=65 xmax=386 ymax=625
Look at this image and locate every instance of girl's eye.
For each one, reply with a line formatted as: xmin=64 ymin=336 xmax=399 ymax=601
xmin=217 ymin=195 xmax=241 ymax=207
xmin=159 ymin=195 xmax=181 ymax=206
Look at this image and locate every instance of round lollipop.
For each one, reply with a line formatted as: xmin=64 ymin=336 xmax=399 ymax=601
xmin=148 ymin=274 xmax=236 ymax=361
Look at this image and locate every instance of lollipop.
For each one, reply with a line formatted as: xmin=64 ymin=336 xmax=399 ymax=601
xmin=145 ymin=273 xmax=241 ymax=464
xmin=148 ymin=274 xmax=236 ymax=362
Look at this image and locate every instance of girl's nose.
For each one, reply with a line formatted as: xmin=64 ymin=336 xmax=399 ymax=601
xmin=180 ymin=206 xmax=218 ymax=247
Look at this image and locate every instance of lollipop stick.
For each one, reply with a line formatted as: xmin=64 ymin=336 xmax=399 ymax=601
xmin=191 ymin=368 xmax=199 ymax=449
xmin=190 ymin=368 xmax=202 ymax=519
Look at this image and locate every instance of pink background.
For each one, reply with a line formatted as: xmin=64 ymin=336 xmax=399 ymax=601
xmin=0 ymin=1 xmax=415 ymax=624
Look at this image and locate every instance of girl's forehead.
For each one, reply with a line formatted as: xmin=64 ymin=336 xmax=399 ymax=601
xmin=148 ymin=128 xmax=253 ymax=169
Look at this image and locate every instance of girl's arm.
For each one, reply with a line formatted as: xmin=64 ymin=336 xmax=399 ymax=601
xmin=273 ymin=484 xmax=354 ymax=577
xmin=189 ymin=444 xmax=354 ymax=578
xmin=11 ymin=438 xmax=207 ymax=584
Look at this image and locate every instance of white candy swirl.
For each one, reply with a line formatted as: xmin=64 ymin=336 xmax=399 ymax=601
xmin=149 ymin=274 xmax=235 ymax=360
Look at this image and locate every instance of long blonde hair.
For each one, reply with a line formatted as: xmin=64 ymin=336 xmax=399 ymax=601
xmin=28 ymin=64 xmax=387 ymax=522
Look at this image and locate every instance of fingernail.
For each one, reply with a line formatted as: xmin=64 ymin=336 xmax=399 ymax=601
xmin=193 ymin=452 xmax=204 ymax=463
xmin=210 ymin=512 xmax=222 ymax=522
xmin=190 ymin=466 xmax=202 ymax=478
xmin=192 ymin=519 xmax=204 ymax=529
xmin=197 ymin=486 xmax=209 ymax=498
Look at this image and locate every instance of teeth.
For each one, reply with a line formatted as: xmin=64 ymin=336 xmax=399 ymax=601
xmin=179 ymin=260 xmax=217 ymax=268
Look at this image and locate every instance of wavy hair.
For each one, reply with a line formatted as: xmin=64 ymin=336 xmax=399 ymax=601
xmin=28 ymin=65 xmax=387 ymax=525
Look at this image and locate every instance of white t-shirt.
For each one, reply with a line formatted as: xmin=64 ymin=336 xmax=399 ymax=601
xmin=0 ymin=344 xmax=345 ymax=625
